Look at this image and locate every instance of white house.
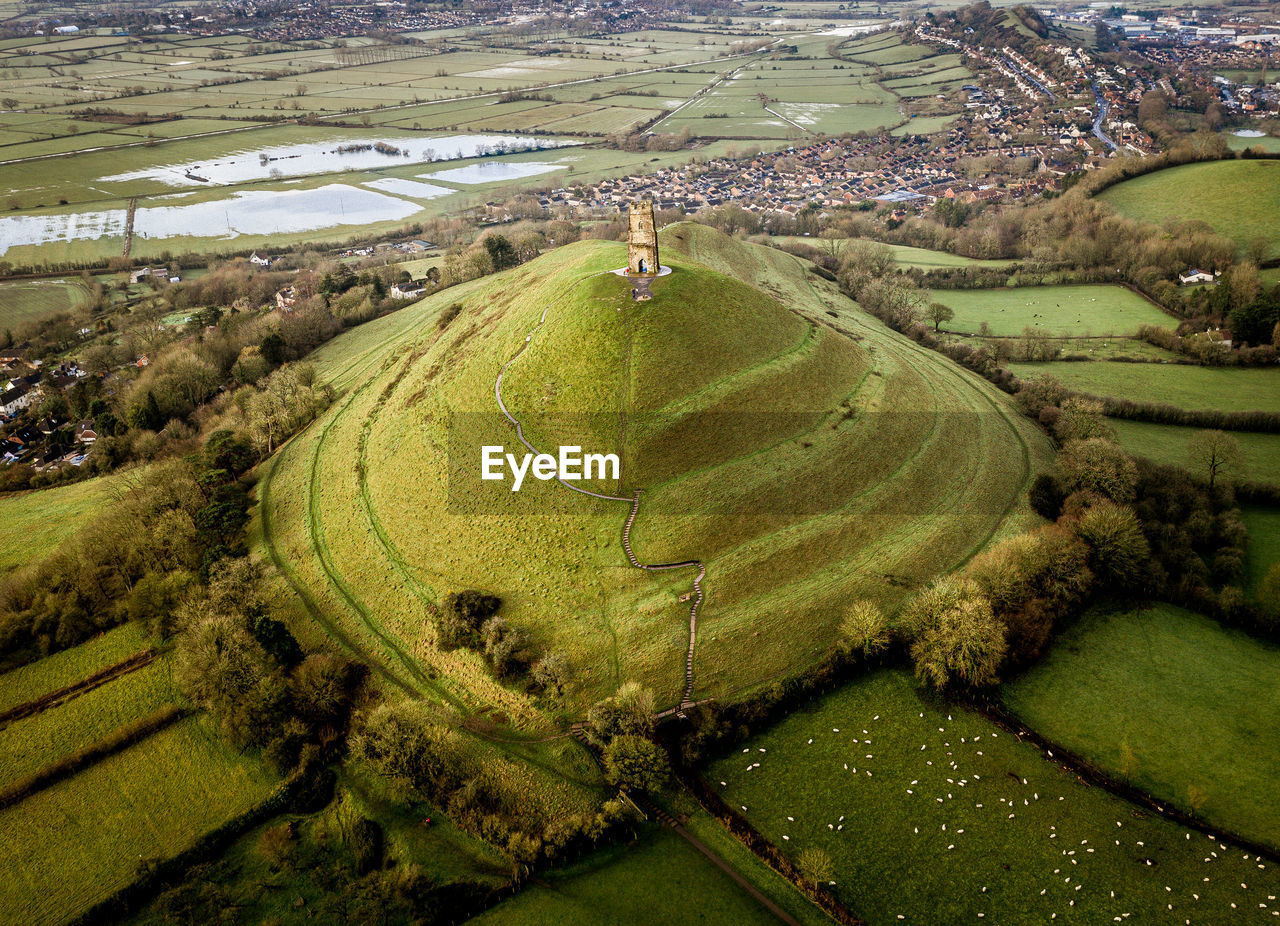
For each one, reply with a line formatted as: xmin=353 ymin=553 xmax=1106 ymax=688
xmin=249 ymin=252 xmax=271 ymax=267
xmin=1178 ymin=269 xmax=1217 ymax=285
xmin=0 ymin=384 xmax=36 ymax=416
xmin=390 ymin=282 xmax=425 ymax=300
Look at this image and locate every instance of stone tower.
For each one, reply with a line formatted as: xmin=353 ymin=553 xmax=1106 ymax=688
xmin=627 ymin=201 xmax=659 ymax=276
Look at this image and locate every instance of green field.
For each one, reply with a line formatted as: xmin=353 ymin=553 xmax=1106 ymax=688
xmin=0 ymin=656 xmax=173 ymax=787
xmin=1004 ymin=605 xmax=1280 ymax=850
xmin=0 ymin=278 xmax=90 ymax=329
xmin=0 ymin=714 xmax=279 ymax=925
xmin=1010 ymin=361 xmax=1280 ymax=413
xmin=0 ymin=473 xmax=125 ymax=574
xmin=774 ymin=236 xmax=1016 ymax=271
xmin=931 ymin=284 xmax=1174 ymax=338
xmin=0 ymin=622 xmax=150 ymax=715
xmin=1112 ymin=418 xmax=1280 ymax=485
xmin=1242 ymin=504 xmax=1280 ymax=594
xmin=255 ymin=225 xmax=1050 ymax=726
xmin=473 ymin=824 xmax=794 ymax=926
xmin=1224 ymin=132 xmax=1280 ymax=153
xmin=707 ymin=669 xmax=1280 ymax=925
xmin=1099 ymin=159 xmax=1280 ymax=258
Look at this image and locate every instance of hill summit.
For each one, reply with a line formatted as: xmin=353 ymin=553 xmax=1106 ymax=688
xmin=261 ymin=224 xmax=1051 ymax=718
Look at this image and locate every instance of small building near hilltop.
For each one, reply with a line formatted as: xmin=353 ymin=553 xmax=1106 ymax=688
xmin=627 ymin=201 xmax=659 ymax=276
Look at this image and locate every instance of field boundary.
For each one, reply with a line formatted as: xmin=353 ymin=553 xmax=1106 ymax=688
xmin=0 ymin=647 xmax=160 ymax=730
xmin=680 ymin=771 xmax=866 ymax=926
xmin=0 ymin=703 xmax=189 ymax=810
xmin=974 ymin=694 xmax=1280 ymax=864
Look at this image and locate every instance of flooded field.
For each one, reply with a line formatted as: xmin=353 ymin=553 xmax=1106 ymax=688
xmin=0 ymin=184 xmax=420 ymax=255
xmin=422 ymin=161 xmax=565 ymax=184
xmin=98 ymin=134 xmax=575 ymax=187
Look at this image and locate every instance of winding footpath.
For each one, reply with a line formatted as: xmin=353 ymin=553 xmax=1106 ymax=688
xmin=493 ymin=274 xmax=705 ymax=710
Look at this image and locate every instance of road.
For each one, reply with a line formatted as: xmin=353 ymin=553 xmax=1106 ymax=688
xmin=1090 ymin=79 xmax=1117 ymax=150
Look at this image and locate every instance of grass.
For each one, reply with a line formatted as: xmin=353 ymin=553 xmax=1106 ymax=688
xmin=0 ymin=278 xmax=90 ymax=329
xmin=0 ymin=656 xmax=174 ymax=787
xmin=1242 ymin=504 xmax=1280 ymax=594
xmin=0 ymin=622 xmax=150 ymax=715
xmin=471 ymin=824 xmax=787 ymax=926
xmin=773 ymin=236 xmax=1015 ymax=270
xmin=1008 ymin=361 xmax=1280 ymax=413
xmin=707 ymin=668 xmax=1280 ymax=925
xmin=930 ymin=284 xmax=1174 ymax=338
xmin=1111 ymin=418 xmax=1280 ymax=486
xmin=0 ymin=714 xmax=279 ymax=925
xmin=0 ymin=473 xmax=126 ymax=574
xmin=1002 ymin=604 xmax=1280 ymax=850
xmin=256 ymin=225 xmax=1049 ymax=722
xmin=1099 ymin=159 xmax=1280 ymax=259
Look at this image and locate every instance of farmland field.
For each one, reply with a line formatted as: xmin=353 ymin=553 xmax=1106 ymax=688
xmin=1003 ymin=604 xmax=1280 ymax=850
xmin=255 ymin=225 xmax=1050 ymax=722
xmin=1243 ymin=505 xmax=1280 ymax=594
xmin=929 ymin=284 xmax=1173 ymax=338
xmin=472 ymin=824 xmax=800 ymax=926
xmin=1009 ymin=360 xmax=1280 ymax=413
xmin=0 ymin=278 xmax=90 ymax=329
xmin=0 ymin=622 xmax=150 ymax=715
xmin=773 ymin=236 xmax=1016 ymax=271
xmin=0 ymin=473 xmax=126 ymax=574
xmin=707 ymin=668 xmax=1280 ymax=925
xmin=1098 ymin=159 xmax=1280 ymax=258
xmin=0 ymin=714 xmax=279 ymax=925
xmin=1111 ymin=418 xmax=1280 ymax=486
xmin=0 ymin=656 xmax=173 ymax=787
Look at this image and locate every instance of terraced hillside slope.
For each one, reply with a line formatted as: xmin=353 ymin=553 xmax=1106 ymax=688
xmin=256 ymin=225 xmax=1052 ymax=727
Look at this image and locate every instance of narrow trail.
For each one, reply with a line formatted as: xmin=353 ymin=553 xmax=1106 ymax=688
xmin=493 ymin=272 xmax=705 ymax=712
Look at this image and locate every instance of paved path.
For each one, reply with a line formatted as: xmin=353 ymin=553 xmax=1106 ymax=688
xmin=493 ymin=272 xmax=704 ymax=711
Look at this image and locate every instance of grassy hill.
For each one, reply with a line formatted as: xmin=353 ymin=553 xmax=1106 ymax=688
xmin=255 ymin=224 xmax=1051 ymax=726
xmin=1098 ymin=159 xmax=1280 ymax=258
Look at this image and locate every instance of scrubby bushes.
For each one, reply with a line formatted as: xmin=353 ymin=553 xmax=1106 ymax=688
xmin=432 ymin=590 xmax=566 ymax=695
xmin=351 ymin=701 xmax=640 ymax=872
xmin=174 ymin=560 xmax=365 ymax=771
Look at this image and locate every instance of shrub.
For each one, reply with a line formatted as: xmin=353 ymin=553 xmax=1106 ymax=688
xmin=904 ymin=577 xmax=1006 ymax=689
xmin=1028 ymin=473 xmax=1065 ymax=520
xmin=1058 ymin=438 xmax=1138 ymax=503
xmin=435 ymin=590 xmax=501 ymax=650
xmin=1074 ymin=502 xmax=1152 ymax=589
xmin=602 ymin=735 xmax=670 ymax=792
xmin=585 ymin=682 xmax=655 ymax=746
xmin=840 ymin=599 xmax=891 ymax=656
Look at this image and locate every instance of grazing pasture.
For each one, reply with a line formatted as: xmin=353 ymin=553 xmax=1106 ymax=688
xmin=1003 ymin=605 xmax=1280 ymax=850
xmin=0 ymin=656 xmax=174 ymax=787
xmin=1009 ymin=361 xmax=1280 ymax=414
xmin=472 ymin=825 xmax=792 ymax=926
xmin=0 ymin=715 xmax=279 ymax=925
xmin=1098 ymin=159 xmax=1280 ymax=258
xmin=930 ymin=284 xmax=1173 ymax=338
xmin=0 ymin=474 xmax=126 ymax=574
xmin=708 ymin=669 xmax=1280 ymax=925
xmin=1111 ymin=419 xmax=1280 ymax=486
xmin=1242 ymin=505 xmax=1280 ymax=594
xmin=0 ymin=278 xmax=90 ymax=328
xmin=0 ymin=623 xmax=150 ymax=715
